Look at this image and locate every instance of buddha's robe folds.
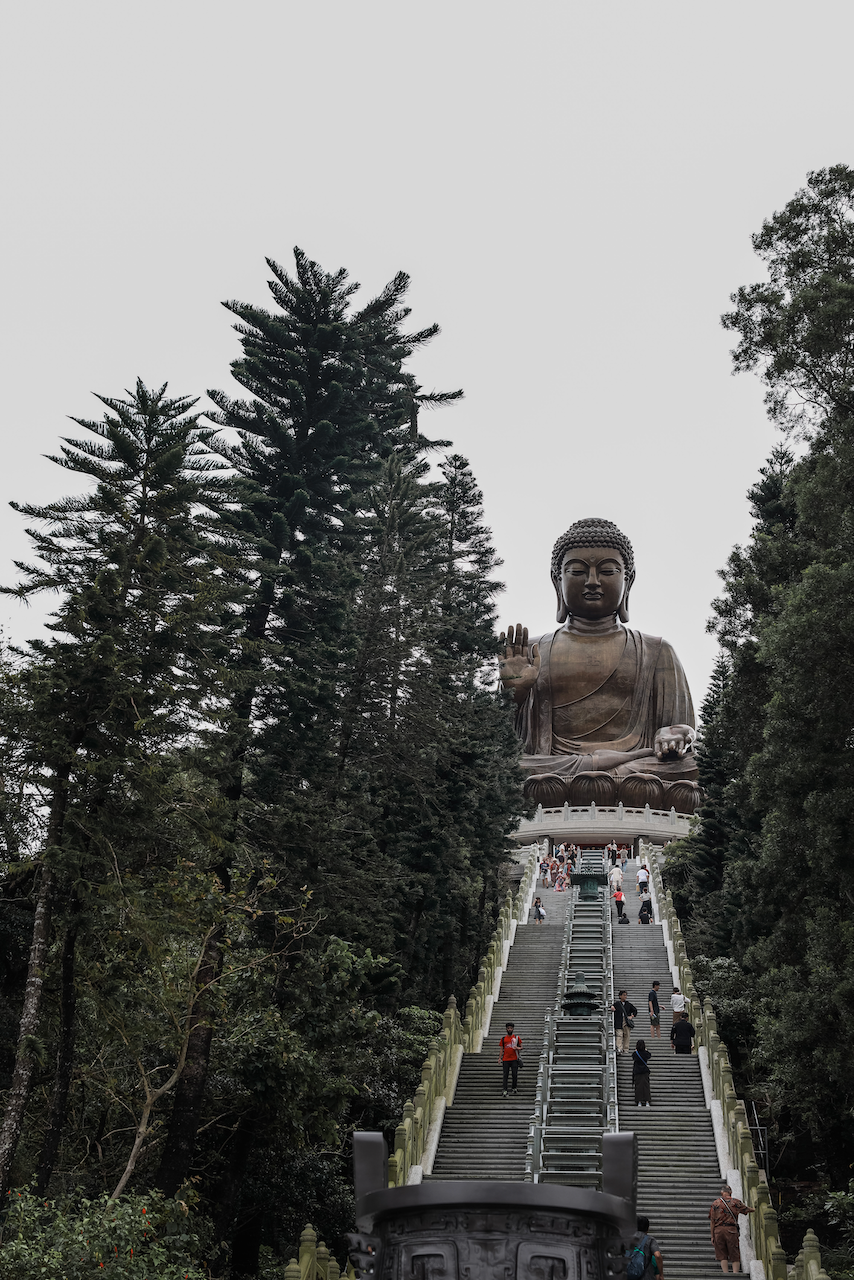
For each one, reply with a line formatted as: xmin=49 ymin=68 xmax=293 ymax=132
xmin=515 ymin=626 xmax=698 ymax=781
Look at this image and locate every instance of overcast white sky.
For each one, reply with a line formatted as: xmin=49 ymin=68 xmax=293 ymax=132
xmin=2 ymin=1 xmax=852 ymax=710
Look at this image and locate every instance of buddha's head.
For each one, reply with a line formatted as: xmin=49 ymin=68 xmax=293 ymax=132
xmin=550 ymin=518 xmax=635 ymax=624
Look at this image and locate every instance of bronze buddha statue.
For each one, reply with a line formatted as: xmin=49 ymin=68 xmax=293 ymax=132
xmin=499 ymin=517 xmax=702 ymax=813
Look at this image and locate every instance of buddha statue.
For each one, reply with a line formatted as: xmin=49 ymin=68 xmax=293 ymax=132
xmin=499 ymin=517 xmax=702 ymax=814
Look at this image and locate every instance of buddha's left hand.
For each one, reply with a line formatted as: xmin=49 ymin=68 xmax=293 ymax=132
xmin=653 ymin=725 xmax=696 ymax=759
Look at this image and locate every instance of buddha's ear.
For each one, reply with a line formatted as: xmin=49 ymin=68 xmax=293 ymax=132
xmin=554 ymin=577 xmax=568 ymax=623
xmin=618 ymin=574 xmax=635 ymax=624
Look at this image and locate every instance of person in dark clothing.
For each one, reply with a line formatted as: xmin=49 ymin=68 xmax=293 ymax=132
xmin=633 ymin=1040 xmax=652 ymax=1106
xmin=670 ymin=1011 xmax=695 ymax=1054
xmin=628 ymin=1216 xmax=664 ymax=1280
xmin=648 ymin=981 xmax=662 ymax=1039
xmin=612 ymin=990 xmax=638 ymax=1055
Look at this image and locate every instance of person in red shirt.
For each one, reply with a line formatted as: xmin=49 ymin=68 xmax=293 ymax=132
xmin=500 ymin=1022 xmax=522 ymax=1096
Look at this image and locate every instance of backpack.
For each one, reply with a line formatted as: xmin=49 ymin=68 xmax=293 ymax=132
xmin=626 ymin=1235 xmax=651 ymax=1280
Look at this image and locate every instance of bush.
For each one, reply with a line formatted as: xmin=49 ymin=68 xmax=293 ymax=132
xmin=0 ymin=1186 xmax=207 ymax=1279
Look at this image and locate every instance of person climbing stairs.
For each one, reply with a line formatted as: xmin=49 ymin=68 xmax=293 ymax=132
xmin=428 ymin=879 xmax=566 ymax=1180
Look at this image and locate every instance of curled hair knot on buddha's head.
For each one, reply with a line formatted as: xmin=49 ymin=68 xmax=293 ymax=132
xmin=551 ymin=517 xmax=635 ymax=623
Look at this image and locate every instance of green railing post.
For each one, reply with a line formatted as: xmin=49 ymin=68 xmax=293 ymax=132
xmin=299 ymin=1225 xmax=317 ymax=1280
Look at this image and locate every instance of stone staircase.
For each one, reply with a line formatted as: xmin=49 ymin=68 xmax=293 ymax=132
xmin=426 ymin=851 xmax=729 ymax=1280
xmin=613 ymin=864 xmax=724 ymax=1280
xmin=428 ymin=879 xmax=566 ymax=1180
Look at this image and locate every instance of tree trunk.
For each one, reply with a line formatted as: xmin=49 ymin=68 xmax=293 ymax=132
xmin=34 ymin=921 xmax=79 ymax=1194
xmin=231 ymin=1208 xmax=263 ymax=1277
xmin=0 ymin=767 xmax=69 ymax=1198
xmin=0 ymin=863 xmax=55 ymax=1198
xmin=156 ymin=932 xmax=223 ymax=1196
xmin=211 ymin=1109 xmax=259 ymax=1278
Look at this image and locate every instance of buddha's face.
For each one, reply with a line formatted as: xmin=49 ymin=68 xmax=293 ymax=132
xmin=560 ymin=546 xmax=626 ymax=621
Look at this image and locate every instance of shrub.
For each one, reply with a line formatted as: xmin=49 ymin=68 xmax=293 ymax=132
xmin=0 ymin=1186 xmax=207 ymax=1279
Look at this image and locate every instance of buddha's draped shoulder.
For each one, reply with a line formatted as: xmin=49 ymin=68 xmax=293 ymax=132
xmin=515 ymin=626 xmax=694 ymax=758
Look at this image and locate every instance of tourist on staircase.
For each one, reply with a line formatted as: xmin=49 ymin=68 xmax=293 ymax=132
xmin=670 ymin=985 xmax=685 ymax=1023
xmin=627 ymin=1216 xmax=665 ymax=1280
xmin=708 ymin=1185 xmax=755 ymax=1274
xmin=532 ymin=896 xmax=546 ymax=924
xmin=632 ymin=1040 xmax=653 ymax=1107
xmin=612 ymin=887 xmax=626 ymax=919
xmin=647 ymin=981 xmax=662 ymax=1039
xmin=612 ymin=989 xmax=638 ymax=1055
xmin=499 ymin=1022 xmax=522 ymax=1097
xmin=670 ymin=1011 xmax=696 ymax=1054
xmin=638 ymin=891 xmax=653 ymax=925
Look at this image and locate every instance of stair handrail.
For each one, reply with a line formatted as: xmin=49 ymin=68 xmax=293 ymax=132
xmin=792 ymin=1230 xmax=832 ymax=1280
xmin=603 ymin=888 xmax=619 ymax=1133
xmin=643 ymin=841 xmax=789 ymax=1280
xmin=385 ymin=844 xmax=540 ymax=1187
xmin=525 ymin=1035 xmax=549 ymax=1181
xmin=281 ymin=1223 xmax=351 ymax=1280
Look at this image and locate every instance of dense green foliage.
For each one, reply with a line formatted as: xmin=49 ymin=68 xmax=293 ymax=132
xmin=0 ymin=252 xmax=524 ymax=1276
xmin=667 ymin=165 xmax=854 ymax=1189
xmin=0 ymin=1187 xmax=208 ymax=1280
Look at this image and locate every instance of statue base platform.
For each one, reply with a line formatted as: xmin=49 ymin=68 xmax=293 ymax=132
xmin=523 ymin=769 xmax=702 ymax=815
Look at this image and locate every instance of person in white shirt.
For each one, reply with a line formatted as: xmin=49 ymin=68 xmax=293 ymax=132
xmin=609 ymin=864 xmax=623 ymax=891
xmin=636 ymin=865 xmax=650 ymax=894
xmin=670 ymin=986 xmax=686 ymax=1024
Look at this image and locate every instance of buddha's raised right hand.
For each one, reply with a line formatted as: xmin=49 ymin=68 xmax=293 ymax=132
xmin=498 ymin=624 xmax=541 ymax=704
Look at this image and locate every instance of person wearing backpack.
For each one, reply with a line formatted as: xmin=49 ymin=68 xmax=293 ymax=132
xmin=627 ymin=1216 xmax=664 ymax=1280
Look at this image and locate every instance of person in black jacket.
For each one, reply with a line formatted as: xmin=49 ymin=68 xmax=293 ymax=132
xmin=670 ymin=1011 xmax=695 ymax=1054
xmin=633 ymin=1040 xmax=652 ymax=1106
xmin=612 ymin=989 xmax=638 ymax=1055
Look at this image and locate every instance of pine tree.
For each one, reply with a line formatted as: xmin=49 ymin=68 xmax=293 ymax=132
xmin=0 ymin=380 xmax=241 ymax=1197
xmin=155 ymin=249 xmax=463 ymax=1220
xmin=683 ymin=167 xmax=854 ymax=1177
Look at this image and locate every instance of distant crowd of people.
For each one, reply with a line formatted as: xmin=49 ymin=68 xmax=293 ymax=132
xmin=538 ymin=840 xmax=633 ymax=893
xmin=609 ymin=858 xmax=654 ymax=924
